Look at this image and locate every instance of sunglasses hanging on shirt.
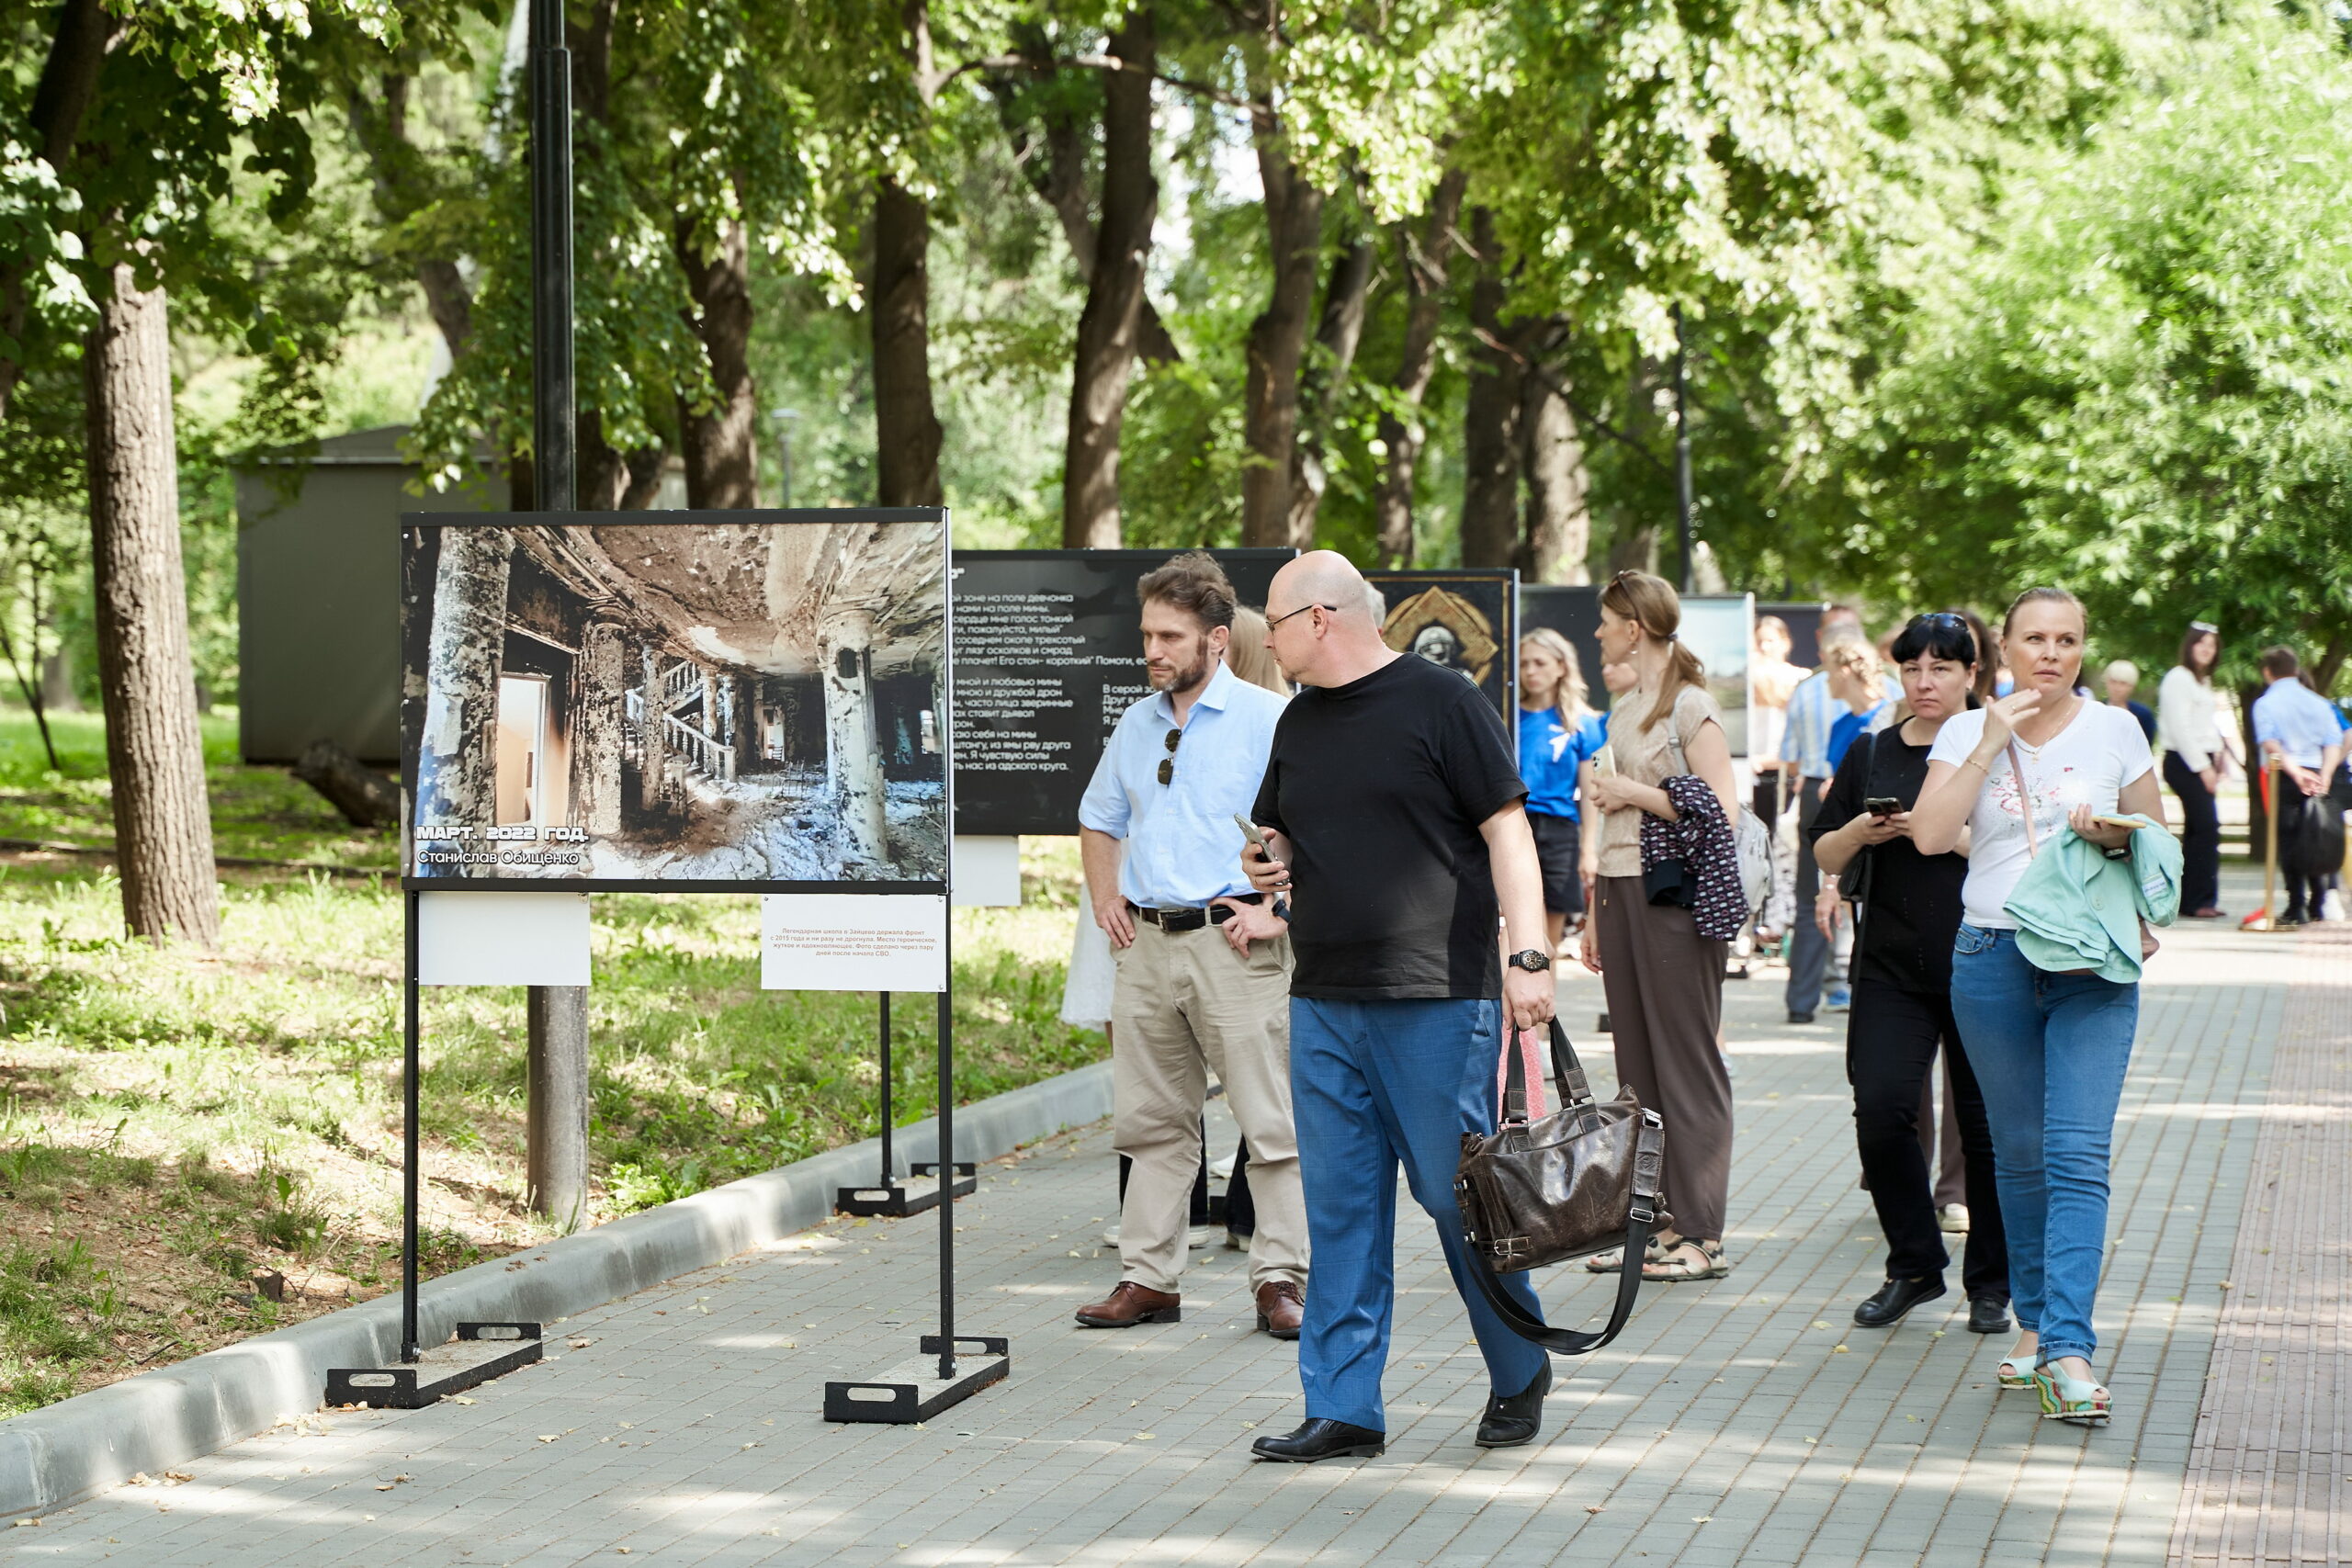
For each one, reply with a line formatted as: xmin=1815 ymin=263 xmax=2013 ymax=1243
xmin=1158 ymin=727 xmax=1182 ymax=786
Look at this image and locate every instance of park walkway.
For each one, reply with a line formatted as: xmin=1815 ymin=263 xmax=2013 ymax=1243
xmin=8 ymin=869 xmax=2342 ymax=1567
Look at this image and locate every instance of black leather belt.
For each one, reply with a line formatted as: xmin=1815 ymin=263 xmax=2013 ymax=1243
xmin=1131 ymin=894 xmax=1261 ymax=933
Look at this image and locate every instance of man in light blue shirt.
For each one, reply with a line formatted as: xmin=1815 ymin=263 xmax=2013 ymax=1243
xmin=1779 ymin=617 xmax=1899 ymax=1021
xmin=1073 ymin=552 xmax=1306 ymax=1337
xmin=2252 ymin=645 xmax=2346 ymax=926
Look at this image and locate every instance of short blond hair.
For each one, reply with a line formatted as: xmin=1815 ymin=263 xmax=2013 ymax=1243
xmin=2102 ymin=659 xmax=2140 ymax=687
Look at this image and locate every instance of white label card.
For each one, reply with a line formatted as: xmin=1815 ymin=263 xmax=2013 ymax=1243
xmin=761 ymin=895 xmax=948 ymax=993
xmin=416 ymin=891 xmax=592 ymax=987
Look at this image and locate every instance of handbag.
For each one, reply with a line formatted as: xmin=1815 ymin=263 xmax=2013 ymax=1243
xmin=2007 ymin=739 xmax=2159 ymax=968
xmin=1453 ymin=1019 xmax=1667 ymax=1355
xmin=1663 ymin=719 xmax=1773 ymax=916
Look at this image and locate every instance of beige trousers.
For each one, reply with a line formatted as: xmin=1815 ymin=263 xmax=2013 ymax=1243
xmin=1111 ymin=920 xmax=1306 ymax=1293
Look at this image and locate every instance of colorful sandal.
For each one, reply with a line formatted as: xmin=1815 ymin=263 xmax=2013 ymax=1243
xmin=1996 ymin=1354 xmax=2035 ymax=1391
xmin=2031 ymin=1367 xmax=2111 ymax=1426
xmin=1643 ymin=1237 xmax=1730 ymax=1280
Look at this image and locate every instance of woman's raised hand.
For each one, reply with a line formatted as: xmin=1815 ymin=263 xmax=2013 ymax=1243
xmin=1975 ymin=687 xmax=2042 ymax=754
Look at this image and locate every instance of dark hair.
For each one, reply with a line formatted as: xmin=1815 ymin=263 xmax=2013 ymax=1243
xmin=2259 ymin=644 xmax=2301 ymax=682
xmin=1890 ymin=612 xmax=1980 ymax=669
xmin=1136 ymin=551 xmax=1237 ymax=632
xmin=2178 ymin=622 xmax=2219 ymax=682
xmin=1955 ymin=607 xmax=1998 ymax=702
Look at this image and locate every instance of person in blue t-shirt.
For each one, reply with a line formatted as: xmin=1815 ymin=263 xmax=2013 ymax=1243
xmin=1517 ymin=627 xmax=1610 ymax=948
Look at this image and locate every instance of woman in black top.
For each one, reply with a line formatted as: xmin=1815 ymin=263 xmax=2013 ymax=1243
xmin=1811 ymin=613 xmax=2009 ymax=1333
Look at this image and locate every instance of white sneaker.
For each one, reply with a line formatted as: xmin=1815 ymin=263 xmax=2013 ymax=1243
xmin=1210 ymin=1155 xmax=1237 ymax=1179
xmin=1938 ymin=1204 xmax=1970 ymax=1233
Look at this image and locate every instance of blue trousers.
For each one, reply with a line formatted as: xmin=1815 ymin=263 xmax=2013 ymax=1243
xmin=1290 ymin=996 xmax=1549 ymax=1431
xmin=1948 ymin=925 xmax=2139 ymax=1366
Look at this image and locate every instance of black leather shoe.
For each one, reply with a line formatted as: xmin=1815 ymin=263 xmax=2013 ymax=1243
xmin=1250 ymin=1418 xmax=1385 ymax=1462
xmin=1787 ymin=1010 xmax=1815 ymax=1025
xmin=1852 ymin=1275 xmax=1946 ymax=1327
xmin=1967 ymin=1295 xmax=2012 ymax=1335
xmin=1475 ymin=1362 xmax=1552 ymax=1449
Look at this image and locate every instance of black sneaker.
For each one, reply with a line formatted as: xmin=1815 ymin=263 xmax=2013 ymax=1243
xmin=1787 ymin=1010 xmax=1815 ymax=1025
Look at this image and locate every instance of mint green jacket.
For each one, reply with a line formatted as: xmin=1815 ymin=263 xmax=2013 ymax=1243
xmin=2003 ymin=815 xmax=2182 ymax=984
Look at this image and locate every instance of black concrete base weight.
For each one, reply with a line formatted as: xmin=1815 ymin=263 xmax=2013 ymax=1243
xmin=836 ymin=1160 xmax=977 ymax=1219
xmin=824 ymin=1335 xmax=1010 ymax=1424
xmin=326 ymin=1322 xmax=545 ymax=1410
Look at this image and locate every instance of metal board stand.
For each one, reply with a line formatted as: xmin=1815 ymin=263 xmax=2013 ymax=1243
xmin=323 ymin=895 xmax=551 ymax=1405
xmin=836 ymin=991 xmax=977 ymax=1217
xmin=824 ymin=585 xmax=1006 ymax=1424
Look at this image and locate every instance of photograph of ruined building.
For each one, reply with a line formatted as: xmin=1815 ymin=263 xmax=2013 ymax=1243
xmin=401 ymin=513 xmax=947 ymax=887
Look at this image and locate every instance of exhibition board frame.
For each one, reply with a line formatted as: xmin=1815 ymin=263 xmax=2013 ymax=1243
xmin=348 ymin=508 xmax=998 ymax=1419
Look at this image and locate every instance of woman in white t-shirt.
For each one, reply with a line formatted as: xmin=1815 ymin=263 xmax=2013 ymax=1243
xmin=1909 ymin=587 xmax=2165 ymax=1429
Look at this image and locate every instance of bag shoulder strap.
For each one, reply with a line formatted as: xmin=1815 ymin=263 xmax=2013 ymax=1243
xmin=2007 ymin=739 xmax=2040 ymax=859
xmin=1463 ymin=1111 xmax=1665 ymax=1357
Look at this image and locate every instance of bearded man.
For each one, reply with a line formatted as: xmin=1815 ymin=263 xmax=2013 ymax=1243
xmin=1073 ymin=552 xmax=1307 ymax=1338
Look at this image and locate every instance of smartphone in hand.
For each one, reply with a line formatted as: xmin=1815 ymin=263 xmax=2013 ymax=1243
xmin=1864 ymin=797 xmax=1903 ymax=818
xmin=1233 ymin=813 xmax=1271 ymax=854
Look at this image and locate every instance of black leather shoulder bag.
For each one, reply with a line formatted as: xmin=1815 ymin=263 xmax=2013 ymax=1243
xmin=1453 ymin=1019 xmax=1667 ymax=1355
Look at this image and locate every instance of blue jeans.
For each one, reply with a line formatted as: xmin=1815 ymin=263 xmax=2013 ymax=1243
xmin=1948 ymin=924 xmax=2139 ymax=1366
xmin=1787 ymin=779 xmax=1838 ymax=1015
xmin=1290 ymin=997 xmax=1549 ymax=1431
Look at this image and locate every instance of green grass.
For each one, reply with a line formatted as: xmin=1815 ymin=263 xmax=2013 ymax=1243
xmin=0 ymin=708 xmax=396 ymax=869
xmin=0 ymin=710 xmax=1106 ymax=1413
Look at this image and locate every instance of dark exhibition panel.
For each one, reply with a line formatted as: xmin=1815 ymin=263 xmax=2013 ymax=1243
xmin=1760 ymin=601 xmax=1831 ymax=669
xmin=1368 ymin=569 xmax=1518 ymax=749
xmin=951 ymin=549 xmax=1294 ymax=837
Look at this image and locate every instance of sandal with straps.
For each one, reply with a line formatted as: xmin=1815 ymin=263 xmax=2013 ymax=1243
xmin=1643 ymin=1237 xmax=1730 ymax=1280
xmin=2032 ymin=1367 xmax=2111 ymax=1427
xmin=1586 ymin=1235 xmax=1666 ymax=1273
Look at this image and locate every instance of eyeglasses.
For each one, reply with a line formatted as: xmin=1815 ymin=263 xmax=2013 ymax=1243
xmin=1266 ymin=602 xmax=1338 ymax=632
xmin=1158 ymin=726 xmax=1181 ymax=786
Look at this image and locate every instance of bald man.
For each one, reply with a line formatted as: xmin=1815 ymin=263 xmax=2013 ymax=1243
xmin=1238 ymin=552 xmax=1561 ymax=1463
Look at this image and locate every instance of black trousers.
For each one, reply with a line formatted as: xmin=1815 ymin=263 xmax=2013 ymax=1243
xmin=1849 ymin=979 xmax=2008 ymax=1301
xmin=2163 ymin=750 xmax=2222 ymax=913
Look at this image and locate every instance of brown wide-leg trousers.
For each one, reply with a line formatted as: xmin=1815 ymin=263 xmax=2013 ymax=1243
xmin=1595 ymin=875 xmax=1732 ymax=1242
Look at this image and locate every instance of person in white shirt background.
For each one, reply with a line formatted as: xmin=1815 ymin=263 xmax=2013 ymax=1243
xmin=2154 ymin=621 xmax=2236 ymax=919
xmin=2250 ymin=644 xmax=2347 ymax=930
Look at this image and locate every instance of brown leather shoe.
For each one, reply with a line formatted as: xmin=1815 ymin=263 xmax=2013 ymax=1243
xmin=1255 ymin=1280 xmax=1304 ymax=1340
xmin=1074 ymin=1280 xmax=1182 ymax=1327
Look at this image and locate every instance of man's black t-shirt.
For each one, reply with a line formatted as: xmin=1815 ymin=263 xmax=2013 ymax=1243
xmin=1253 ymin=653 xmax=1527 ymax=999
xmin=1810 ymin=725 xmax=1968 ymax=993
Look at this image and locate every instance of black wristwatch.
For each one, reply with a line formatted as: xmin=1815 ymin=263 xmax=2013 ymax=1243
xmin=1272 ymin=897 xmax=1292 ymax=922
xmin=1506 ymin=948 xmax=1552 ymax=973
xmin=2099 ymin=842 xmax=2132 ymax=862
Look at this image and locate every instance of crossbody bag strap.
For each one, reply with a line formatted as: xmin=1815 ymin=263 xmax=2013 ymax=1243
xmin=2006 ymin=739 xmax=2040 ymax=860
xmin=1462 ymin=1112 xmax=1665 ymax=1356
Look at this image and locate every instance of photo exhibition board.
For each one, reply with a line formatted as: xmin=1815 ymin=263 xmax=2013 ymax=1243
xmin=1519 ymin=585 xmax=1756 ymax=756
xmin=1366 ymin=570 xmax=1518 ymax=753
xmin=1758 ymin=603 xmax=1830 ymax=670
xmin=401 ymin=511 xmax=949 ymax=893
xmin=950 ymin=549 xmax=1295 ymax=837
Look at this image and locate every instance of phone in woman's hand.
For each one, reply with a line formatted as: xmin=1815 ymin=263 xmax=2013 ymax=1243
xmin=1865 ymin=797 xmax=1903 ymax=817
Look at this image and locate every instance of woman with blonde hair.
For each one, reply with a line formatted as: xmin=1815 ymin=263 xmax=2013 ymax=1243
xmin=1227 ymin=605 xmax=1290 ymax=696
xmin=1580 ymin=570 xmax=1741 ymax=1280
xmin=1912 ymin=586 xmax=2174 ymax=1427
xmin=1518 ymin=626 xmax=1609 ymax=945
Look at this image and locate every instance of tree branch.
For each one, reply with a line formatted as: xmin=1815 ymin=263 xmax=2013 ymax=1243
xmin=1470 ymin=324 xmax=1675 ymax=479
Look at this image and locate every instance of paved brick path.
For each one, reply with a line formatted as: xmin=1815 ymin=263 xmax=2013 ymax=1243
xmin=2168 ymin=925 xmax=2351 ymax=1567
xmin=9 ymin=870 xmax=2338 ymax=1567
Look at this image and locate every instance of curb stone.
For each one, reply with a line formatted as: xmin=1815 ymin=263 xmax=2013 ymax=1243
xmin=0 ymin=1058 xmax=1112 ymax=1518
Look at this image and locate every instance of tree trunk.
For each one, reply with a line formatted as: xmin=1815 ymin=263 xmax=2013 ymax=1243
xmin=1283 ymin=236 xmax=1375 ymax=547
xmin=1459 ymin=209 xmax=1523 ymax=570
xmin=292 ymin=739 xmax=401 ymax=829
xmin=83 ymin=267 xmax=220 ymax=948
xmin=1240 ymin=144 xmax=1326 ymax=548
xmin=989 ymin=33 xmax=1181 ymax=367
xmin=1518 ymin=346 xmax=1591 ymax=584
xmin=872 ymin=175 xmax=944 ymax=508
xmin=1374 ymin=167 xmax=1466 ymax=567
xmin=1060 ymin=8 xmax=1158 ymax=549
xmin=676 ymin=215 xmax=758 ymax=508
